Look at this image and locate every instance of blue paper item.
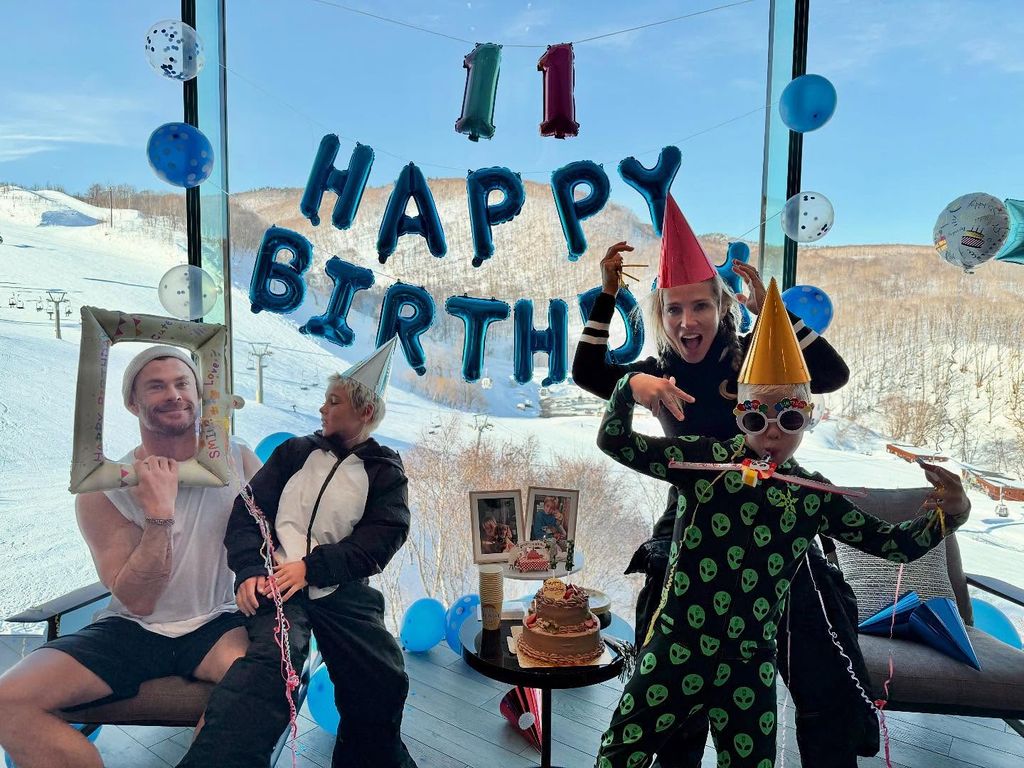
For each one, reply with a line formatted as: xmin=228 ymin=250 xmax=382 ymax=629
xmin=859 ymin=591 xmax=981 ymax=670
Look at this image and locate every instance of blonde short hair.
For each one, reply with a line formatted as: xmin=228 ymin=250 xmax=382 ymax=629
xmin=737 ymin=382 xmax=812 ymax=405
xmin=326 ymin=374 xmax=386 ymax=434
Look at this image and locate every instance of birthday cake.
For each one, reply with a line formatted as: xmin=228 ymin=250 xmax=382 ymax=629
xmin=518 ymin=579 xmax=603 ymax=665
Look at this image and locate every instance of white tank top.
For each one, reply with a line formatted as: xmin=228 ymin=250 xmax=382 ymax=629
xmin=94 ymin=442 xmax=243 ymax=637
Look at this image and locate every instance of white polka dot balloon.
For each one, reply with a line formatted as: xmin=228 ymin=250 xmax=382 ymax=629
xmin=158 ymin=265 xmax=219 ymax=320
xmin=145 ymin=20 xmax=205 ymax=81
xmin=781 ymin=192 xmax=834 ymax=243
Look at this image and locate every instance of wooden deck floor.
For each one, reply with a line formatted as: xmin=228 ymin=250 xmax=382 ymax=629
xmin=2 ymin=634 xmax=1022 ymax=768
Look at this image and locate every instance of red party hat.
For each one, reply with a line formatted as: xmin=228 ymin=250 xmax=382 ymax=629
xmin=658 ymin=194 xmax=716 ymax=288
xmin=500 ymin=686 xmax=542 ymax=751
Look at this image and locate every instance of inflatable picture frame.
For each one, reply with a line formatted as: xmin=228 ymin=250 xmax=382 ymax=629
xmin=69 ymin=306 xmax=238 ymax=493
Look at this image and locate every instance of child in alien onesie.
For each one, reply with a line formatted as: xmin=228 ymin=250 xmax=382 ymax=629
xmin=593 ymin=279 xmax=970 ymax=768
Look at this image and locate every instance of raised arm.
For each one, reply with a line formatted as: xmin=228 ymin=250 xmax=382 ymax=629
xmin=797 ymin=315 xmax=850 ymax=394
xmin=732 ymin=260 xmax=849 ymax=394
xmin=76 ymin=458 xmax=178 ymax=617
xmin=573 ymin=242 xmax=662 ymax=399
xmin=817 ymin=464 xmax=969 ymax=563
xmin=573 ymin=290 xmax=637 ymax=398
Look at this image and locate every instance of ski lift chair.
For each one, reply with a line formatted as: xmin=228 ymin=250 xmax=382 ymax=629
xmin=996 ymin=488 xmax=1009 ymax=518
xmin=7 ymin=583 xmax=317 ymax=766
xmin=827 ymin=487 xmax=1024 ymax=739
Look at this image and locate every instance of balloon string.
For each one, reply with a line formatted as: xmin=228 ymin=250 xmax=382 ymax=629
xmin=306 ymin=0 xmax=758 ymax=49
xmin=228 ymin=454 xmax=301 ymax=768
xmin=873 ymin=562 xmax=906 ymax=768
xmin=239 ymin=483 xmax=301 ymax=768
xmin=216 ymin=57 xmax=771 ymax=172
xmin=802 ymin=551 xmax=891 ymax=767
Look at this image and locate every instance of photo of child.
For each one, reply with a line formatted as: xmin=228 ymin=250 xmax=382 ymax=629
xmin=470 ymin=491 xmax=523 ymax=563
xmin=525 ymin=488 xmax=578 ymax=555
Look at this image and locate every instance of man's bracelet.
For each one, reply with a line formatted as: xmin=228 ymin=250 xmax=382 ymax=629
xmin=144 ymin=517 xmax=175 ymax=527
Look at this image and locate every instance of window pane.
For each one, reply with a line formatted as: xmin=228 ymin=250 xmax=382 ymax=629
xmin=223 ymin=1 xmax=775 ymax=628
xmin=801 ymin=1 xmax=1023 ymax=630
xmin=0 ymin=2 xmax=186 ymax=630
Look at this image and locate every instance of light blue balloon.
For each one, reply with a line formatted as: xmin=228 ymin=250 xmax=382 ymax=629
xmin=400 ymin=597 xmax=446 ymax=652
xmin=445 ymin=594 xmax=481 ymax=654
xmin=779 ymin=74 xmax=837 ymax=133
xmin=146 ymin=122 xmax=214 ymax=188
xmin=718 ymin=242 xmax=753 ymax=333
xmin=255 ymin=432 xmax=296 ymax=463
xmin=781 ymin=284 xmax=833 ymax=335
xmin=307 ymin=663 xmax=341 ymax=735
xmin=971 ymin=598 xmax=1023 ymax=649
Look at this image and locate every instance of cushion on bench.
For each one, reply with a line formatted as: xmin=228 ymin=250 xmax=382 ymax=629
xmin=849 ymin=487 xmax=972 ymax=624
xmin=835 ymin=540 xmax=957 ymax=620
xmin=59 ymin=676 xmax=212 ymax=727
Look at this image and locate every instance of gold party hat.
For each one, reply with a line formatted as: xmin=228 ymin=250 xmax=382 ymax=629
xmin=737 ymin=278 xmax=811 ymax=386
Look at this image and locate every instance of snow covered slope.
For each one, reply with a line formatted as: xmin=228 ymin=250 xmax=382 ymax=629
xmin=1 ymin=187 xmax=1020 ymax=634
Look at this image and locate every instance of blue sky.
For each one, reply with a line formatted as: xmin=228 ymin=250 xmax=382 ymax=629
xmin=1 ymin=0 xmax=1022 ymax=244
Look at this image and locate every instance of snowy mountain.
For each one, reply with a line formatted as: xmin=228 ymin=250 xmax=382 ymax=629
xmin=0 ymin=185 xmax=1021 ymax=636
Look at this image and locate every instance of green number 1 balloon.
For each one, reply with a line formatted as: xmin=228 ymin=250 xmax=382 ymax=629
xmin=455 ymin=43 xmax=502 ymax=142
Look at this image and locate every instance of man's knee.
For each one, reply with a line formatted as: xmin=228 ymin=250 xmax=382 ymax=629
xmin=0 ymin=650 xmax=111 ymax=718
xmin=0 ymin=672 xmax=33 ymax=726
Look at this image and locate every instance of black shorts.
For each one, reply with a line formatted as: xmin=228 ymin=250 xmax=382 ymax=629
xmin=43 ymin=611 xmax=246 ymax=708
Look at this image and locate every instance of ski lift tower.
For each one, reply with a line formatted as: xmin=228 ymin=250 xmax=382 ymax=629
xmin=45 ymin=289 xmax=68 ymax=339
xmin=248 ymin=342 xmax=272 ymax=404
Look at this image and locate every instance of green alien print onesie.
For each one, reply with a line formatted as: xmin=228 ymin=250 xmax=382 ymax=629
xmin=594 ymin=374 xmax=955 ymax=768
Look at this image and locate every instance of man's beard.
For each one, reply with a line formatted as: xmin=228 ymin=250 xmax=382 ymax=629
xmin=143 ymin=404 xmax=197 ymax=437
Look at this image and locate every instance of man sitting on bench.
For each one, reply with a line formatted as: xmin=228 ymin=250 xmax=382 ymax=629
xmin=0 ymin=346 xmax=260 ymax=768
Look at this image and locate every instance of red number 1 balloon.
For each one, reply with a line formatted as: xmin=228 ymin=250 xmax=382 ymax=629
xmin=538 ymin=43 xmax=579 ymax=139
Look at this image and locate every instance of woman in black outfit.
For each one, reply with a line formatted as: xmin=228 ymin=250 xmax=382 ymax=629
xmin=573 ymin=241 xmax=878 ymax=768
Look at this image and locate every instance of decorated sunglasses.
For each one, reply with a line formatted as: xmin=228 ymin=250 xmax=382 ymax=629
xmin=734 ymin=398 xmax=813 ymax=435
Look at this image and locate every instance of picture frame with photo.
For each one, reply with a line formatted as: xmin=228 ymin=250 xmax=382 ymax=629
xmin=524 ymin=487 xmax=579 ymax=558
xmin=469 ymin=490 xmax=524 ymax=564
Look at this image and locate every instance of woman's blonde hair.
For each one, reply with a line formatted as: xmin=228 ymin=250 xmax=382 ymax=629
xmin=638 ymin=275 xmax=744 ymax=371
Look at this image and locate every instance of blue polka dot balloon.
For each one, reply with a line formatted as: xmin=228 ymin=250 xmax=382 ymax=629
xmin=147 ymin=123 xmax=214 ymax=188
xmin=781 ymin=284 xmax=834 ymax=334
xmin=144 ymin=20 xmax=204 ymax=81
